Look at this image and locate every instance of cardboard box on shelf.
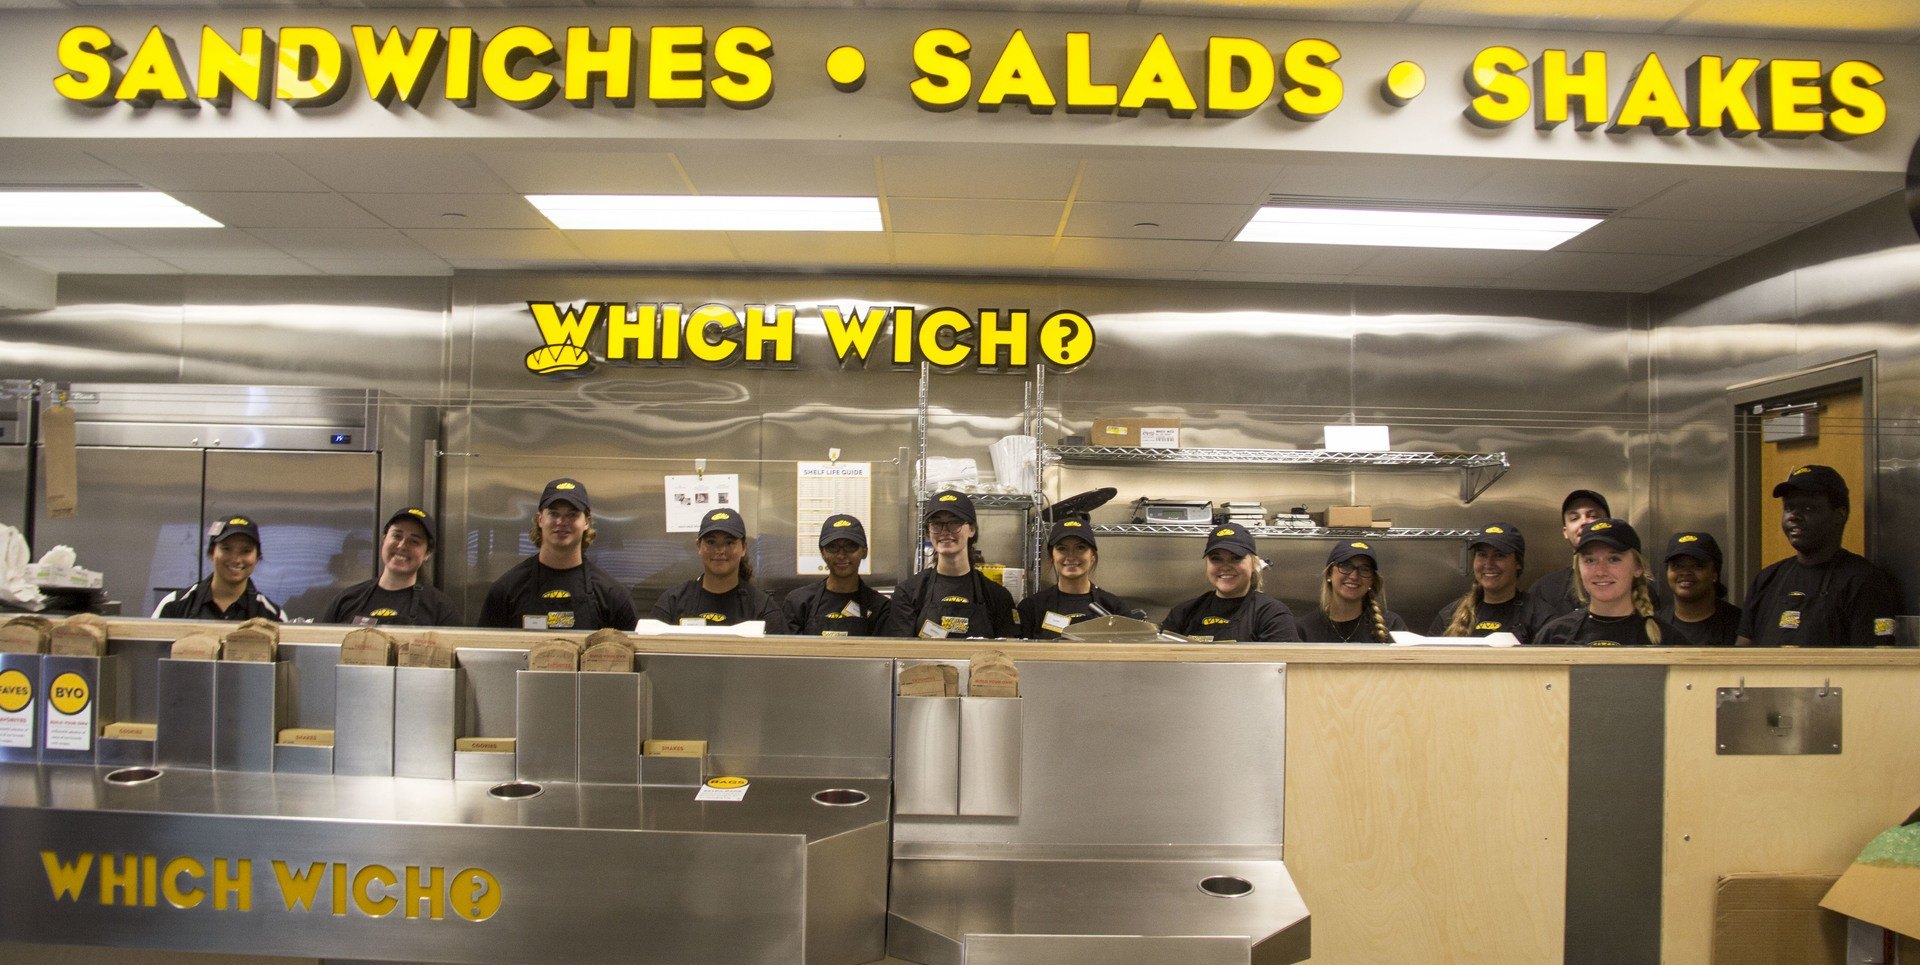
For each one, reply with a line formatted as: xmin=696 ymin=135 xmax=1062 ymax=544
xmin=455 ymin=737 xmax=515 ymax=753
xmin=1712 ymin=873 xmax=1847 ymax=965
xmin=642 ymin=739 xmax=707 ymax=757
xmin=1089 ymin=418 xmax=1181 ymax=449
xmin=1327 ymin=505 xmax=1373 ymax=528
xmin=102 ymin=721 xmax=156 ymax=741
xmin=276 ymin=728 xmax=335 ymax=747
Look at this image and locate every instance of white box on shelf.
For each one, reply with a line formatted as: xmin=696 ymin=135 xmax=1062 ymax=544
xmin=1323 ymin=425 xmax=1391 ymax=451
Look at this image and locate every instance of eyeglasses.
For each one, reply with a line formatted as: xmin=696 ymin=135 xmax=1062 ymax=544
xmin=1333 ymin=561 xmax=1376 ymax=577
xmin=927 ymin=519 xmax=968 ymax=533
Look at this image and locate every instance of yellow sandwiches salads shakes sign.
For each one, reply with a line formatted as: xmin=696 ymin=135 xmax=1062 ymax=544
xmin=52 ymin=23 xmax=1886 ymax=139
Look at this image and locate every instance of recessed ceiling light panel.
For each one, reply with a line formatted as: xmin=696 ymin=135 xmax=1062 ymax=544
xmin=528 ymin=194 xmax=883 ymax=232
xmin=1234 ymin=204 xmax=1603 ymax=251
xmin=0 ymin=190 xmax=222 ymax=228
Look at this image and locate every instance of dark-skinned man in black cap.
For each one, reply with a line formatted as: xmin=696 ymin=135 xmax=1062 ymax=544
xmin=1738 ymin=465 xmax=1902 ymax=647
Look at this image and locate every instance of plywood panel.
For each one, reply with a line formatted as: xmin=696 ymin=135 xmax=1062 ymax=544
xmin=1285 ymin=664 xmax=1570 ymax=965
xmin=1663 ymin=665 xmax=1920 ymax=965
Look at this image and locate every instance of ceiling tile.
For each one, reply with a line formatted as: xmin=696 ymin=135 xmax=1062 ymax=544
xmin=1629 ymin=172 xmax=1897 ymax=223
xmin=1349 ymin=247 xmax=1546 ymax=278
xmin=1198 ymin=271 xmax=1360 ymax=286
xmin=98 ymin=149 xmax=331 ymax=193
xmin=892 ymin=233 xmax=1057 ymax=269
xmin=305 ymin=258 xmax=454 ymax=277
xmin=22 ymin=254 xmax=182 ymax=274
xmin=1064 ymin=201 xmax=1251 ymax=241
xmin=1267 ymin=155 xmax=1492 ymax=203
xmin=0 ymin=229 xmax=140 ymax=257
xmin=242 ymin=228 xmax=437 ymax=259
xmin=1505 ymin=250 xmax=1698 ymax=290
xmin=1457 ymin=162 xmax=1687 ymax=210
xmin=727 ymin=233 xmax=891 ymax=266
xmin=1669 ymin=0 xmax=1920 ymax=41
xmin=1205 ymin=242 xmax=1381 ymax=275
xmin=1075 ymin=158 xmax=1284 ymax=205
xmin=678 ymin=151 xmax=879 ymax=196
xmin=348 ymin=192 xmax=550 ymax=230
xmin=1402 ymin=0 xmax=1684 ymax=33
xmin=93 ymin=227 xmax=287 ymax=258
xmin=0 ymin=145 xmax=139 ymax=185
xmin=402 ymin=228 xmax=588 ymax=261
xmin=167 ymin=191 xmax=386 ymax=229
xmin=158 ymin=255 xmax=322 ymax=276
xmin=1052 ymin=238 xmax=1219 ymax=272
xmin=562 ymin=231 xmax=742 ymax=264
xmin=1559 ymin=217 xmax=1797 ymax=256
xmin=883 ymin=155 xmax=1083 ymax=201
xmin=287 ymin=147 xmax=515 ymax=194
xmin=889 ymin=198 xmax=1063 ymax=236
xmin=478 ymin=151 xmax=689 ymax=194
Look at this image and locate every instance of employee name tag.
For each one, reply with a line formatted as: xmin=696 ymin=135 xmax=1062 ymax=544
xmin=940 ymin=616 xmax=970 ymax=635
xmin=1190 ymin=635 xmax=1215 ymax=643
xmin=822 ymin=631 xmax=849 ymax=638
xmin=352 ymin=616 xmax=379 ymax=627
xmin=1874 ymin=618 xmax=1895 ymax=636
xmin=1041 ymin=611 xmax=1073 ymax=633
xmin=522 ymin=615 xmax=548 ymax=630
xmin=840 ymin=602 xmax=863 ymax=619
xmin=548 ymin=611 xmax=575 ymax=629
xmin=679 ymin=617 xmax=707 ymax=627
xmin=919 ymin=620 xmax=949 ymax=639
xmin=1779 ymin=610 xmax=1801 ymax=630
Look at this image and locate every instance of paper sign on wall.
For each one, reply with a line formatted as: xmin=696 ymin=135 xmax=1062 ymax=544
xmin=796 ymin=462 xmax=872 ymax=575
xmin=664 ymin=474 xmax=741 ymax=532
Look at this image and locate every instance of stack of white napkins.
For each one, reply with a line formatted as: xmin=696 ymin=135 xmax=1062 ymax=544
xmin=633 ymin=619 xmax=767 ymax=638
xmin=1389 ymin=630 xmax=1520 ymax=648
xmin=0 ymin=526 xmax=45 ymax=610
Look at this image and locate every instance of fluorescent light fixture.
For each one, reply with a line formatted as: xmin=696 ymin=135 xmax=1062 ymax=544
xmin=1234 ymin=205 xmax=1602 ymax=251
xmin=528 ymin=194 xmax=883 ymax=232
xmin=0 ymin=191 xmax=221 ymax=228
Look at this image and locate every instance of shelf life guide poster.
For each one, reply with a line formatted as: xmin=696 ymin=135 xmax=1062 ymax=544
xmin=796 ymin=462 xmax=872 ymax=575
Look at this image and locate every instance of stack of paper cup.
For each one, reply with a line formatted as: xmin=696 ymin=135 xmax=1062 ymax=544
xmin=989 ymin=435 xmax=1037 ymax=492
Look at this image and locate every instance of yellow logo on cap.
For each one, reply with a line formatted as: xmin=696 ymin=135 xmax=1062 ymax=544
xmin=1678 ymin=534 xmax=1698 ymax=543
xmin=1793 ymin=466 xmax=1811 ymax=475
xmin=711 ymin=512 xmax=731 ymax=520
xmin=407 ymin=508 xmax=426 ymax=518
xmin=1063 ymin=520 xmax=1083 ymax=528
xmin=555 ymin=482 xmax=576 ymax=490
xmin=228 ymin=517 xmax=249 ymax=525
xmin=1215 ymin=528 xmax=1234 ymax=537
xmin=1351 ymin=541 xmax=1368 ymax=549
xmin=1485 ymin=526 xmax=1504 ymax=534
xmin=939 ymin=494 xmax=958 ymax=502
xmin=1591 ymin=522 xmax=1612 ymax=530
xmin=833 ymin=519 xmax=853 ymax=527
xmin=542 ymin=589 xmax=572 ymax=599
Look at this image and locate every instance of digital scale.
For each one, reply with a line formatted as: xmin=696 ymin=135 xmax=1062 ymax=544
xmin=1131 ymin=498 xmax=1212 ymax=524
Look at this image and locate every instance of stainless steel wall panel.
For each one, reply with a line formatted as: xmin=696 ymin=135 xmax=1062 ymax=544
xmin=643 ymin=654 xmax=892 ymax=779
xmin=0 ymin=276 xmax=186 ymax=384
xmin=0 ymin=445 xmax=26 ymax=536
xmin=210 ymin=660 xmax=279 ymax=772
xmin=202 ymin=449 xmax=380 ymax=619
xmin=33 ymin=447 xmax=202 ymax=618
xmin=178 ymin=276 xmax=448 ymax=396
xmin=1650 ymin=192 xmax=1920 ymax=610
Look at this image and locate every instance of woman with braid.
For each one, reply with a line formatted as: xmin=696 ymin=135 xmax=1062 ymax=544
xmin=1429 ymin=524 xmax=1556 ymax=643
xmin=1296 ymin=540 xmax=1406 ymax=644
xmin=1531 ymin=519 xmax=1679 ymax=647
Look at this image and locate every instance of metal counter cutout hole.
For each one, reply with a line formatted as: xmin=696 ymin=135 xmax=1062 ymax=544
xmin=103 ymin=767 xmax=162 ymax=786
xmin=488 ymin=781 xmax=544 ymax=800
xmin=812 ymin=788 xmax=868 ymax=806
xmin=1198 ymin=875 xmax=1255 ymax=898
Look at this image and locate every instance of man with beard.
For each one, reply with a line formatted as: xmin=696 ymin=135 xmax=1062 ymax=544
xmin=323 ymin=507 xmax=462 ymax=627
xmin=1738 ymin=465 xmax=1901 ymax=647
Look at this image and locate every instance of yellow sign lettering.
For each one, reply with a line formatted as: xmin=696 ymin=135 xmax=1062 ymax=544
xmin=115 ymin=26 xmax=192 ymax=105
xmin=1611 ymin=52 xmax=1688 ymax=133
xmin=1464 ymin=46 xmax=1530 ymax=127
xmin=100 ymin=853 xmax=139 ymax=906
xmin=1064 ymin=32 xmax=1117 ymax=111
xmin=563 ymin=26 xmax=635 ymax=107
xmin=163 ymin=856 xmax=205 ymax=909
xmin=214 ymin=858 xmax=251 ymax=912
xmin=54 ymin=26 xmax=120 ymax=104
xmin=744 ymin=304 xmax=794 ymax=363
xmin=1825 ymin=60 xmax=1886 ymax=139
xmin=352 ymin=864 xmax=398 ymax=918
xmin=911 ymin=28 xmax=972 ymax=111
xmin=1535 ymin=49 xmax=1608 ymax=129
xmin=822 ymin=305 xmax=889 ymax=362
xmin=273 ymin=860 xmax=326 ymax=912
xmin=918 ymin=308 xmax=972 ymax=368
xmin=1280 ymin=38 xmax=1341 ymax=121
xmin=1205 ymin=36 xmax=1272 ymax=116
xmin=276 ymin=26 xmax=346 ymax=106
xmin=43 ymin=851 xmax=93 ymax=901
xmin=197 ymin=27 xmax=269 ymax=106
xmin=1760 ymin=58 xmax=1824 ymax=137
xmin=977 ymin=309 xmax=1028 ymax=367
xmin=1118 ymin=34 xmax=1196 ymax=116
xmin=352 ymin=26 xmax=445 ymax=108
xmin=979 ymin=30 xmax=1055 ymax=111
xmin=648 ymin=25 xmax=705 ymax=106
xmin=481 ymin=26 xmax=557 ymax=108
xmin=607 ymin=304 xmax=656 ymax=361
xmin=1039 ymin=311 xmax=1095 ymax=368
xmin=712 ymin=26 xmax=774 ymax=109
xmin=404 ymin=864 xmax=445 ymax=920
xmin=1687 ymin=56 xmax=1761 ymax=135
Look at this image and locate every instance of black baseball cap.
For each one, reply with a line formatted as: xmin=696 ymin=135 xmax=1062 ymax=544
xmin=1664 ymin=531 xmax=1723 ymax=567
xmin=1772 ymin=464 xmax=1849 ymax=501
xmin=1203 ymin=522 xmax=1257 ymax=558
xmin=1327 ymin=539 xmax=1378 ymax=567
xmin=1470 ymin=523 xmax=1525 ymax=557
xmin=383 ymin=507 xmax=436 ymax=546
xmin=699 ymin=508 xmax=746 ymax=540
xmin=1562 ymin=489 xmax=1611 ymax=517
xmin=208 ymin=514 xmax=261 ymax=551
xmin=1048 ymin=515 xmax=1098 ymax=550
xmin=539 ymin=477 xmax=591 ymax=513
xmin=1575 ymin=518 xmax=1641 ymax=553
xmin=924 ymin=490 xmax=978 ymax=525
xmin=818 ymin=513 xmax=867 ymax=548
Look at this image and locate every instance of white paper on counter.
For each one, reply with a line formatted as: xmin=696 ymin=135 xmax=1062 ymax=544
xmin=1389 ymin=630 xmax=1520 ymax=648
xmin=633 ymin=620 xmax=767 ymax=637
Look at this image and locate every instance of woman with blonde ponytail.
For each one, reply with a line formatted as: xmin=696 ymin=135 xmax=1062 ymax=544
xmin=1430 ymin=524 xmax=1555 ymax=643
xmin=1297 ymin=541 xmax=1407 ymax=644
xmin=1533 ymin=518 xmax=1679 ymax=647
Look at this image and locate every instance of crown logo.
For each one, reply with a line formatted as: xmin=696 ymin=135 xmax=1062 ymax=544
xmin=1351 ymin=541 xmax=1368 ymax=549
xmin=1678 ymin=534 xmax=1698 ymax=543
xmin=833 ymin=519 xmax=852 ymax=527
xmin=228 ymin=517 xmax=249 ymax=525
xmin=555 ymin=482 xmax=576 ymax=490
xmin=939 ymin=494 xmax=958 ymax=502
xmin=1591 ymin=522 xmax=1612 ymax=530
xmin=1485 ymin=526 xmax=1504 ymax=534
xmin=712 ymin=512 xmax=731 ymax=520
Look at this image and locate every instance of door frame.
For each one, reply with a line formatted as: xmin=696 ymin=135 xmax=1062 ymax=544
xmin=1725 ymin=353 xmax=1876 ymax=595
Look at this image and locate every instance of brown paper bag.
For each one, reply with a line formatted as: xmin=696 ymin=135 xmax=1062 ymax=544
xmin=40 ymin=404 xmax=78 ymax=519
